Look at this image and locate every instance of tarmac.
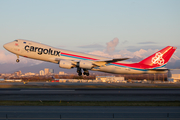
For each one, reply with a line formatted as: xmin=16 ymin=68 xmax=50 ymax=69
xmin=1 ymin=81 xmax=180 ymax=87
xmin=0 ymin=88 xmax=180 ymax=101
xmin=0 ymin=82 xmax=180 ymax=119
xmin=0 ymin=106 xmax=180 ymax=120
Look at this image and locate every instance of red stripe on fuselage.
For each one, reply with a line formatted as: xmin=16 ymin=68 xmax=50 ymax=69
xmin=61 ymin=52 xmax=98 ymax=61
xmin=112 ymin=62 xmax=155 ymax=69
xmin=60 ymin=52 xmax=151 ymax=69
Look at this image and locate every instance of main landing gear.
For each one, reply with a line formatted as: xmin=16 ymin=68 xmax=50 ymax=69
xmin=77 ymin=68 xmax=89 ymax=76
xmin=77 ymin=67 xmax=82 ymax=76
xmin=16 ymin=55 xmax=20 ymax=63
xmin=83 ymin=69 xmax=89 ymax=76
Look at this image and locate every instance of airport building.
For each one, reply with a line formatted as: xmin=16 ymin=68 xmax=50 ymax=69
xmin=57 ymin=76 xmax=125 ymax=83
xmin=24 ymin=72 xmax=36 ymax=76
xmin=44 ymin=68 xmax=49 ymax=75
xmin=96 ymin=76 xmax=126 ymax=83
xmin=58 ymin=71 xmax=67 ymax=75
xmin=14 ymin=70 xmax=22 ymax=76
xmin=39 ymin=69 xmax=55 ymax=76
xmin=4 ymin=79 xmax=22 ymax=82
xmin=59 ymin=71 xmax=65 ymax=75
xmin=168 ymin=69 xmax=180 ymax=82
xmin=39 ymin=70 xmax=45 ymax=76
xmin=49 ymin=69 xmax=54 ymax=74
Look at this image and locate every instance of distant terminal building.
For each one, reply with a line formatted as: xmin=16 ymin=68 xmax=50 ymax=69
xmin=39 ymin=70 xmax=45 ymax=76
xmin=59 ymin=71 xmax=65 ymax=75
xmin=4 ymin=79 xmax=22 ymax=82
xmin=49 ymin=69 xmax=54 ymax=74
xmin=24 ymin=72 xmax=36 ymax=76
xmin=168 ymin=69 xmax=180 ymax=82
xmin=96 ymin=76 xmax=125 ymax=83
xmin=14 ymin=70 xmax=22 ymax=76
xmin=44 ymin=68 xmax=49 ymax=75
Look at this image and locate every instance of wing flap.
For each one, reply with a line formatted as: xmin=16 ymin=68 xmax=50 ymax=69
xmin=95 ymin=58 xmax=129 ymax=62
xmin=93 ymin=58 xmax=129 ymax=67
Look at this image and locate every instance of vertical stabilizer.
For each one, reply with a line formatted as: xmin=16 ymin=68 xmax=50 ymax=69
xmin=139 ymin=46 xmax=176 ymax=67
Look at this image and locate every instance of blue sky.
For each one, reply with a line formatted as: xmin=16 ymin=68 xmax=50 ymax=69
xmin=0 ymin=0 xmax=180 ymax=53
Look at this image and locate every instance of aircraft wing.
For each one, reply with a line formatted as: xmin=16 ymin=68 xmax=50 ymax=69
xmin=92 ymin=58 xmax=129 ymax=67
xmin=55 ymin=58 xmax=129 ymax=67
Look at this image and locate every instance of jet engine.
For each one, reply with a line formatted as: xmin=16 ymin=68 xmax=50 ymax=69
xmin=59 ymin=60 xmax=73 ymax=69
xmin=79 ymin=60 xmax=93 ymax=69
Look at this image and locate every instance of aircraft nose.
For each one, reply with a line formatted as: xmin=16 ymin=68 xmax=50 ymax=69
xmin=3 ymin=43 xmax=11 ymax=51
xmin=3 ymin=43 xmax=8 ymax=49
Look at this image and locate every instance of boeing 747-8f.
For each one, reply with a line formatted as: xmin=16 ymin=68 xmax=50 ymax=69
xmin=3 ymin=39 xmax=176 ymax=76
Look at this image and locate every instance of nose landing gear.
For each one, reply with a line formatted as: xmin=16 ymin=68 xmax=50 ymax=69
xmin=16 ymin=59 xmax=20 ymax=63
xmin=16 ymin=55 xmax=20 ymax=63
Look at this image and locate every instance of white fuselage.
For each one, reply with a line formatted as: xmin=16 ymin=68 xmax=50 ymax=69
xmin=3 ymin=39 xmax=167 ymax=74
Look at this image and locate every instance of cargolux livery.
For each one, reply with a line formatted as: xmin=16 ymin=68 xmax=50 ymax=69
xmin=3 ymin=39 xmax=176 ymax=76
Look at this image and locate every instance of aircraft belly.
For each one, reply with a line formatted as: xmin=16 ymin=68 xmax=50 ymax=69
xmin=92 ymin=65 xmax=145 ymax=74
xmin=146 ymin=70 xmax=167 ymax=74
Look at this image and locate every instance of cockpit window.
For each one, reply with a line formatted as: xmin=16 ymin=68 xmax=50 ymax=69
xmin=14 ymin=40 xmax=18 ymax=42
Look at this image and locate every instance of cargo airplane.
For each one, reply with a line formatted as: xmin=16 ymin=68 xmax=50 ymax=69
xmin=3 ymin=39 xmax=176 ymax=76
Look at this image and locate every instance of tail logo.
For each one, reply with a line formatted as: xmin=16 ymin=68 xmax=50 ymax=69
xmin=151 ymin=52 xmax=164 ymax=65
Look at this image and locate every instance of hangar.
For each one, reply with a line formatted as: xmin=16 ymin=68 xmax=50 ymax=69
xmin=96 ymin=76 xmax=126 ymax=83
xmin=168 ymin=69 xmax=180 ymax=82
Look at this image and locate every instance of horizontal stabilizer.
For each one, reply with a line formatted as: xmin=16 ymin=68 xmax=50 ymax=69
xmin=147 ymin=68 xmax=169 ymax=71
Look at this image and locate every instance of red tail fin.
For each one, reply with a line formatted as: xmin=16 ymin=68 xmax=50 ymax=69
xmin=139 ymin=46 xmax=176 ymax=67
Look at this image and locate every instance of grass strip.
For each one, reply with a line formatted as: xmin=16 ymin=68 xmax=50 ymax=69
xmin=0 ymin=101 xmax=179 ymax=106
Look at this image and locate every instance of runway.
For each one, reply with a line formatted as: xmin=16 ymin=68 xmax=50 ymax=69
xmin=0 ymin=88 xmax=180 ymax=101
xmin=1 ymin=87 xmax=180 ymax=119
xmin=0 ymin=106 xmax=180 ymax=120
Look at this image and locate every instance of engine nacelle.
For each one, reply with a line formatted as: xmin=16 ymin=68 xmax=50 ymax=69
xmin=59 ymin=60 xmax=73 ymax=69
xmin=79 ymin=60 xmax=93 ymax=69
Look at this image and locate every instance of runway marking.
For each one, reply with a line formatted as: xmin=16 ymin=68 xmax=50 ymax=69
xmin=20 ymin=90 xmax=75 ymax=92
xmin=0 ymin=118 xmax=154 ymax=119
xmin=1 ymin=111 xmax=180 ymax=113
xmin=0 ymin=118 xmax=179 ymax=120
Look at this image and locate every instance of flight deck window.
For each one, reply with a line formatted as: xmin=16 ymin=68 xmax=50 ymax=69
xmin=14 ymin=40 xmax=18 ymax=42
